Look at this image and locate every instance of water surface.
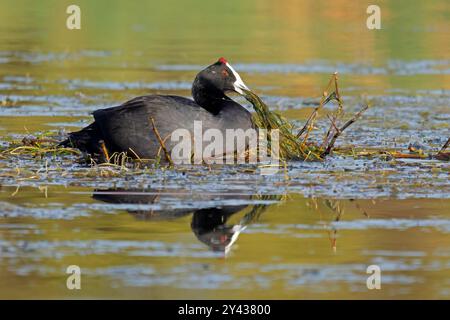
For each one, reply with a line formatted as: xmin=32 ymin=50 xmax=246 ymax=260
xmin=0 ymin=0 xmax=449 ymax=299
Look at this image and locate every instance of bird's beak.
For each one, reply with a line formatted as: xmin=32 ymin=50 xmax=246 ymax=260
xmin=233 ymin=79 xmax=250 ymax=95
xmin=226 ymin=62 xmax=251 ymax=95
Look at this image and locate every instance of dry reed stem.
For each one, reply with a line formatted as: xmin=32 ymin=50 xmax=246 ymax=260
xmin=99 ymin=140 xmax=110 ymax=162
xmin=322 ymin=104 xmax=369 ymax=157
xmin=438 ymin=137 xmax=450 ymax=154
xmin=150 ymin=117 xmax=174 ymax=166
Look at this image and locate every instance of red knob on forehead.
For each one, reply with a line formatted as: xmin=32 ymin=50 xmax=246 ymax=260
xmin=218 ymin=57 xmax=228 ymax=64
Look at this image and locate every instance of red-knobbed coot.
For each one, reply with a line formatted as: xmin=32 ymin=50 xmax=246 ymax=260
xmin=61 ymin=58 xmax=255 ymax=161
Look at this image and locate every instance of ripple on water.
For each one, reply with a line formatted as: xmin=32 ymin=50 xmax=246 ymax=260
xmin=156 ymin=60 xmax=450 ymax=75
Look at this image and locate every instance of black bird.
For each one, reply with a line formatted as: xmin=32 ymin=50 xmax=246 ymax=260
xmin=61 ymin=58 xmax=254 ymax=162
xmin=92 ymin=188 xmax=252 ymax=254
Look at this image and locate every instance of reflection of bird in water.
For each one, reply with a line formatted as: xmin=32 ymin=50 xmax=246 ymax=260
xmin=191 ymin=206 xmax=247 ymax=254
xmin=93 ymin=189 xmax=195 ymax=220
xmin=92 ymin=189 xmax=277 ymax=255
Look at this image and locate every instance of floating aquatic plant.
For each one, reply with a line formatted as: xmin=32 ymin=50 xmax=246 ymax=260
xmin=245 ymin=73 xmax=369 ymax=161
xmin=2 ymin=73 xmax=448 ymax=168
xmin=244 ymin=89 xmax=322 ymax=161
xmin=0 ymin=132 xmax=80 ymax=158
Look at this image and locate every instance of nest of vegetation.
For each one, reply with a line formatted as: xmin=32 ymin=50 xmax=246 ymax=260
xmin=1 ymin=73 xmax=449 ymax=167
xmin=245 ymin=73 xmax=369 ymax=161
xmin=245 ymin=73 xmax=449 ymax=162
xmin=0 ymin=134 xmax=80 ymax=158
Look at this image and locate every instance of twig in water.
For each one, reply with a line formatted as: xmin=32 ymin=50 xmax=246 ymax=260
xmin=322 ymin=104 xmax=369 ymax=157
xmin=322 ymin=73 xmax=344 ymax=148
xmin=434 ymin=137 xmax=450 ymax=161
xmin=297 ymin=73 xmax=340 ymax=143
xmin=128 ymin=148 xmax=143 ymax=163
xmin=150 ymin=117 xmax=174 ymax=166
xmin=326 ymin=114 xmax=341 ymax=134
xmin=99 ymin=140 xmax=110 ymax=162
xmin=438 ymin=137 xmax=450 ymax=154
xmin=297 ymin=90 xmax=336 ymax=139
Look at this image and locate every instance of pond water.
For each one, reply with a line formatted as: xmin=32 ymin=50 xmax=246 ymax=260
xmin=0 ymin=0 xmax=449 ymax=299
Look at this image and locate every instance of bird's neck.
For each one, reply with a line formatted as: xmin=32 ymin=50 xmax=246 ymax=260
xmin=192 ymin=82 xmax=231 ymax=115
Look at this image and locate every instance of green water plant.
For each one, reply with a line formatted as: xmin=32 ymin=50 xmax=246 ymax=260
xmin=245 ymin=73 xmax=369 ymax=161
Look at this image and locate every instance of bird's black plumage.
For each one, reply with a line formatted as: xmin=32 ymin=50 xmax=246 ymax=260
xmin=61 ymin=58 xmax=254 ymax=162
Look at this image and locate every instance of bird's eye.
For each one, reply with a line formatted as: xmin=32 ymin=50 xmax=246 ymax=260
xmin=221 ymin=69 xmax=229 ymax=77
